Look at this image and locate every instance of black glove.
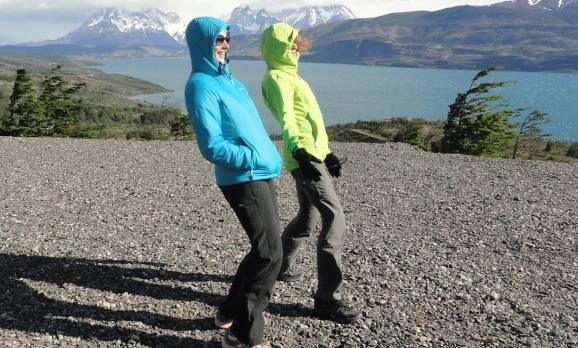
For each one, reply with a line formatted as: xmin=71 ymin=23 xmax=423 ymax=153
xmin=324 ymin=152 xmax=342 ymax=178
xmin=292 ymin=148 xmax=322 ymax=181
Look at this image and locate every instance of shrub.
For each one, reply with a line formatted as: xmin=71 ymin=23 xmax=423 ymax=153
xmin=567 ymin=142 xmax=578 ymax=158
xmin=545 ymin=140 xmax=556 ymax=152
xmin=394 ymin=123 xmax=426 ymax=149
xmin=126 ymin=127 xmax=164 ymax=140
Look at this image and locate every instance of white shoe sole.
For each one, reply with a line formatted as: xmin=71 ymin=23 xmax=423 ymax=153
xmin=214 ymin=317 xmax=233 ymax=329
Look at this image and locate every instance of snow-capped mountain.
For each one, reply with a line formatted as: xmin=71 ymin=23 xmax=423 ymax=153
xmin=277 ymin=5 xmax=356 ymax=29
xmin=496 ymin=0 xmax=578 ymax=10
xmin=227 ymin=7 xmax=278 ymax=34
xmin=46 ymin=7 xmax=185 ymax=48
xmin=226 ymin=5 xmax=355 ymax=34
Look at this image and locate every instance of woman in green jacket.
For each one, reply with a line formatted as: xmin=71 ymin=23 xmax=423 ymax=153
xmin=260 ymin=23 xmax=361 ymax=324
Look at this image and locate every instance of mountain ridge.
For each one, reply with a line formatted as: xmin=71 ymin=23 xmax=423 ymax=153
xmin=226 ymin=5 xmax=355 ymax=34
xmin=230 ymin=4 xmax=578 ymax=72
xmin=2 ymin=4 xmax=578 ymax=71
xmin=495 ymin=0 xmax=578 ymax=10
xmin=33 ymin=7 xmax=185 ymax=49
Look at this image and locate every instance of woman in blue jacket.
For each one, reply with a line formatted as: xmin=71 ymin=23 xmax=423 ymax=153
xmin=184 ymin=17 xmax=282 ymax=348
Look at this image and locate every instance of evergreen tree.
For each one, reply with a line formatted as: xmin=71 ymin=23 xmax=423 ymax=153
xmin=512 ymin=111 xmax=550 ymax=159
xmin=170 ymin=114 xmax=194 ymax=140
xmin=441 ymin=67 xmax=520 ymax=157
xmin=2 ymin=69 xmax=41 ymax=136
xmin=38 ymin=65 xmax=86 ymax=136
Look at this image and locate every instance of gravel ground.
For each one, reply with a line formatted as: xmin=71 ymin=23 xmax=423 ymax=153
xmin=1 ymin=136 xmax=577 ymax=347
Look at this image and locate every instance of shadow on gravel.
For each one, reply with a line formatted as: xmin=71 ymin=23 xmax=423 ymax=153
xmin=0 ymin=253 xmax=227 ymax=347
xmin=267 ymin=302 xmax=314 ymax=319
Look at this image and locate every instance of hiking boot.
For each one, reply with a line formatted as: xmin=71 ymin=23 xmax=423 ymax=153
xmin=276 ymin=270 xmax=303 ymax=282
xmin=214 ymin=309 xmax=233 ymax=329
xmin=221 ymin=329 xmax=270 ymax=348
xmin=313 ymin=298 xmax=362 ymax=324
xmin=222 ymin=329 xmax=242 ymax=348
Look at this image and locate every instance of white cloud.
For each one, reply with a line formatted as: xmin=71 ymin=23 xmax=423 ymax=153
xmin=0 ymin=0 xmax=501 ymax=44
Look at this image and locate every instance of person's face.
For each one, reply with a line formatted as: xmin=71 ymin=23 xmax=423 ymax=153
xmin=214 ymin=30 xmax=230 ymax=63
xmin=290 ymin=35 xmax=309 ymax=55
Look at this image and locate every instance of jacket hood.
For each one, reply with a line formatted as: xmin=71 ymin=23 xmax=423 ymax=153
xmin=186 ymin=17 xmax=230 ymax=76
xmin=260 ymin=23 xmax=300 ymax=74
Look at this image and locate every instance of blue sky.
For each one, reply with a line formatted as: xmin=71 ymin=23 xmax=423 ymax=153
xmin=0 ymin=0 xmax=500 ymax=44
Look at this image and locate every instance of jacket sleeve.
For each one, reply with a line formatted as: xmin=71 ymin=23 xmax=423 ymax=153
xmin=262 ymin=74 xmax=303 ymax=153
xmin=186 ymin=84 xmax=254 ymax=170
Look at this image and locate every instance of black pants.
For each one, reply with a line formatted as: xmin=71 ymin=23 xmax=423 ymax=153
xmin=218 ymin=179 xmax=282 ymax=345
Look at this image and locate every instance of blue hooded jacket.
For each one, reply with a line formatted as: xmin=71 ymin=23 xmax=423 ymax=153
xmin=184 ymin=17 xmax=282 ymax=186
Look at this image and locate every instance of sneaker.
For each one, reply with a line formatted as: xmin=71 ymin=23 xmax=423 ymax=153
xmin=313 ymin=298 xmax=362 ymax=324
xmin=214 ymin=310 xmax=233 ymax=329
xmin=277 ymin=270 xmax=303 ymax=282
xmin=221 ymin=329 xmax=270 ymax=348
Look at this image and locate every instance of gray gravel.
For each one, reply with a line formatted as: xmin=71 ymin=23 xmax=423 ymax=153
xmin=1 ymin=136 xmax=577 ymax=347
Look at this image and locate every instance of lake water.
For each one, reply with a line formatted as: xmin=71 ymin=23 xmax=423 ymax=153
xmin=99 ymin=57 xmax=578 ymax=141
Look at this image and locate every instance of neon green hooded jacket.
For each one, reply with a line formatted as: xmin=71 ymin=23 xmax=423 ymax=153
xmin=260 ymin=23 xmax=331 ymax=172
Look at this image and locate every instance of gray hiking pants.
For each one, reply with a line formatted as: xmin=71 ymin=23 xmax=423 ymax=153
xmin=281 ymin=161 xmax=346 ymax=301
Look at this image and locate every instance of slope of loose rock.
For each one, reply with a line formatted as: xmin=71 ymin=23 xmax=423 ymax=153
xmin=1 ymin=137 xmax=576 ymax=347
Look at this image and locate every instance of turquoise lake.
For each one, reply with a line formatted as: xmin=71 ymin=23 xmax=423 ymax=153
xmin=100 ymin=57 xmax=578 ymax=141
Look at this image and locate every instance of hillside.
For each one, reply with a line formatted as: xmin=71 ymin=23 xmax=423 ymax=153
xmin=3 ymin=4 xmax=578 ymax=71
xmin=1 ymin=137 xmax=576 ymax=347
xmin=0 ymin=55 xmax=168 ymax=108
xmin=0 ymin=55 xmax=184 ymax=139
xmin=233 ymin=5 xmax=578 ymax=72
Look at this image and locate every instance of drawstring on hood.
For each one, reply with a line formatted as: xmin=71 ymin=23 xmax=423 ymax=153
xmin=186 ymin=17 xmax=230 ymax=77
xmin=261 ymin=23 xmax=300 ymax=75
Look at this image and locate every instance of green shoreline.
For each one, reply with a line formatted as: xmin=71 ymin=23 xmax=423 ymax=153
xmin=1 ymin=54 xmax=577 ymax=163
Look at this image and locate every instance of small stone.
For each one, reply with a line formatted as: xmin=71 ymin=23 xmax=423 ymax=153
xmin=384 ymin=338 xmax=395 ymax=345
xmin=515 ymin=326 xmax=530 ymax=337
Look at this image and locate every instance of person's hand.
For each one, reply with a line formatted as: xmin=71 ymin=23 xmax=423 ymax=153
xmin=292 ymin=148 xmax=322 ymax=181
xmin=324 ymin=152 xmax=342 ymax=178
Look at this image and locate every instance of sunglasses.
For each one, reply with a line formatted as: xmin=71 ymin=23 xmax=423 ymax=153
xmin=215 ymin=35 xmax=230 ymax=45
